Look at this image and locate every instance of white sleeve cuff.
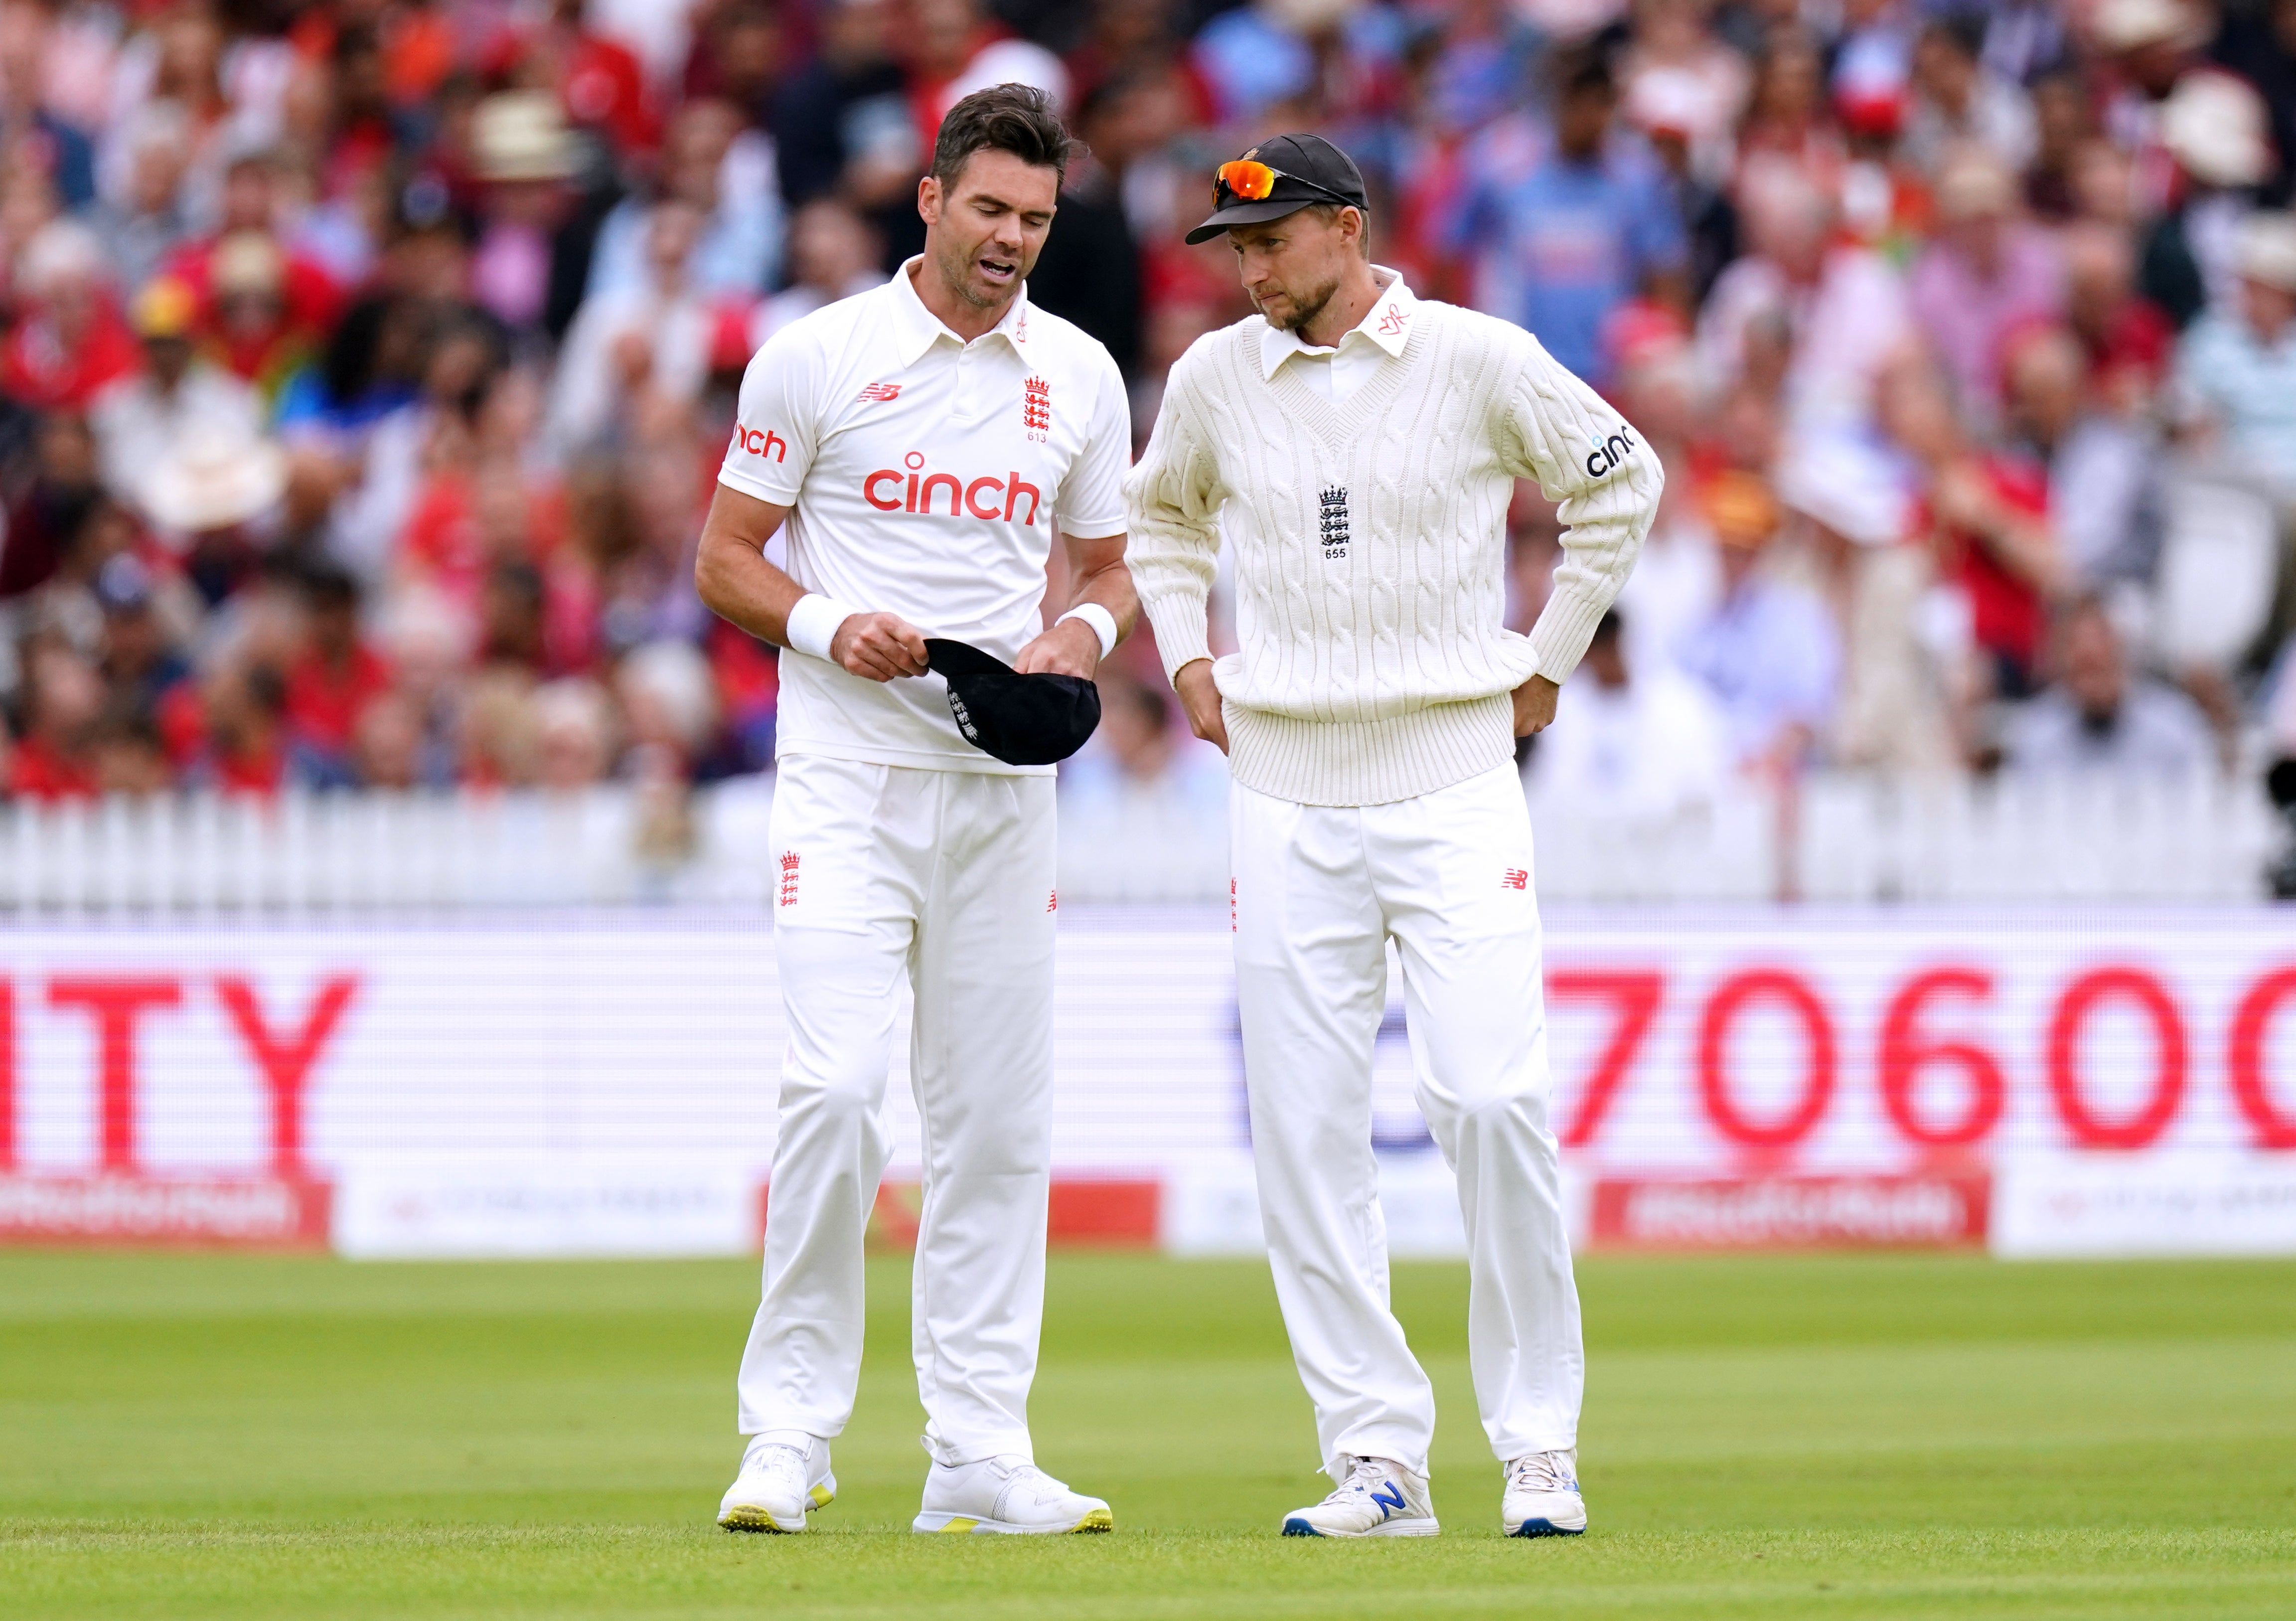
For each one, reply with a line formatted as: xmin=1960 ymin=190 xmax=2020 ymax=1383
xmin=1056 ymin=603 xmax=1119 ymax=660
xmin=784 ymin=593 xmax=857 ymax=662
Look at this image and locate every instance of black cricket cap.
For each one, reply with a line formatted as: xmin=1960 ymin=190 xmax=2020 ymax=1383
xmin=1185 ymin=133 xmax=1369 ymax=246
xmin=924 ymin=638 xmax=1101 ymax=767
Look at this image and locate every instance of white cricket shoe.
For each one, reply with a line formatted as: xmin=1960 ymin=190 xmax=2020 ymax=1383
xmin=1279 ymin=1455 xmax=1439 ymax=1538
xmin=718 ymin=1434 xmax=836 ymax=1532
xmin=1503 ymin=1448 xmax=1587 ymax=1537
xmin=912 ymin=1455 xmax=1114 ymax=1534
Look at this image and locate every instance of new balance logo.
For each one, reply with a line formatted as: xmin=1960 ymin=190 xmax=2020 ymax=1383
xmin=1502 ymin=868 xmax=1529 ymax=891
xmin=1319 ymin=485 xmax=1350 ymax=561
xmin=1369 ymin=1481 xmax=1406 ymax=1519
xmin=857 ymin=382 xmax=903 ymax=402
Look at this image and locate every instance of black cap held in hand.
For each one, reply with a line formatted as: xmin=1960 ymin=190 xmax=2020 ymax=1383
xmin=1185 ymin=133 xmax=1370 ymax=245
xmin=924 ymin=638 xmax=1101 ymax=767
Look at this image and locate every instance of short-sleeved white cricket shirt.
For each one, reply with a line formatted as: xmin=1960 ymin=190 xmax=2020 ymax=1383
xmin=718 ymin=258 xmax=1131 ymax=774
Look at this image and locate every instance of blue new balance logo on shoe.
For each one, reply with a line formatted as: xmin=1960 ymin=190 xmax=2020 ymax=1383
xmin=1369 ymin=1481 xmax=1406 ymax=1519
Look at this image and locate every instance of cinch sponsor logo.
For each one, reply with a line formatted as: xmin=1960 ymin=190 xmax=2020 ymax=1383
xmin=734 ymin=426 xmax=787 ymax=462
xmin=1584 ymin=426 xmax=1637 ymax=479
xmin=864 ymin=451 xmax=1041 ymax=523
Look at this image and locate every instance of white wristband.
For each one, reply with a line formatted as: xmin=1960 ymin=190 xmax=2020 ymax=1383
xmin=1056 ymin=603 xmax=1118 ymax=660
xmin=784 ymin=593 xmax=857 ymax=662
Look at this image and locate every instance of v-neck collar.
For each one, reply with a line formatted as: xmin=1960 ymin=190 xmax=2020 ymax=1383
xmin=1256 ymin=308 xmax=1426 ymax=448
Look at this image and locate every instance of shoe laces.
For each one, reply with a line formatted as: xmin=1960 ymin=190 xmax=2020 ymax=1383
xmin=747 ymin=1441 xmax=807 ymax=1479
xmin=1509 ymin=1450 xmax=1576 ymax=1493
xmin=1321 ymin=1455 xmax=1396 ymax=1505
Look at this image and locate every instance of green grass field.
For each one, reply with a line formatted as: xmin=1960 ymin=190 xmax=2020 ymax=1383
xmin=2 ymin=1250 xmax=2293 ymax=1619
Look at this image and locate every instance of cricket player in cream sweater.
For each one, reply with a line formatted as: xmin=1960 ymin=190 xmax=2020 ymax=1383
xmin=1126 ymin=134 xmax=1661 ymax=1539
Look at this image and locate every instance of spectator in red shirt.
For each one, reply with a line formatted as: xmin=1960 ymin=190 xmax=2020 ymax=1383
xmin=286 ymin=564 xmax=393 ymax=773
xmin=8 ymin=643 xmax=104 ymax=801
xmin=1882 ymin=356 xmax=2067 ymax=699
xmin=163 ymin=151 xmax=345 ymax=341
xmin=2063 ymin=220 xmax=2175 ymax=413
xmin=1 ymin=221 xmax=139 ymax=412
xmin=499 ymin=0 xmax=658 ymax=160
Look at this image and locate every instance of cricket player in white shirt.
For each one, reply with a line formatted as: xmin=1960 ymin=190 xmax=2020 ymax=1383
xmin=695 ymin=86 xmax=1136 ymax=1536
xmin=1127 ymin=135 xmax=1661 ymax=1539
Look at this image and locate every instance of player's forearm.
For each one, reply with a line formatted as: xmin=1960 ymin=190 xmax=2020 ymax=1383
xmin=695 ymin=527 xmax=809 ymax=648
xmin=1063 ymin=552 xmax=1140 ymax=646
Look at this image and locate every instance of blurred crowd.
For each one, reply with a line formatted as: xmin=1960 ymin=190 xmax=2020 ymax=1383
xmin=1 ymin=0 xmax=2295 ymax=815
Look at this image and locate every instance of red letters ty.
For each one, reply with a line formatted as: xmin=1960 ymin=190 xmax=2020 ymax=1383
xmin=48 ymin=977 xmax=183 ymax=1172
xmin=216 ymin=975 xmax=360 ymax=1178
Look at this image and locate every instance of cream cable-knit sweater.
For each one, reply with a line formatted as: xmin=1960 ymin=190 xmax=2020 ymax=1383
xmin=1125 ymin=296 xmax=1663 ymax=807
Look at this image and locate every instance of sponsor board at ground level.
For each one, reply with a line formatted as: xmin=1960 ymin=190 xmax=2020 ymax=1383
xmin=332 ymin=1168 xmax=757 ymax=1259
xmin=1588 ymin=1174 xmax=1990 ymax=1250
xmin=0 ymin=1174 xmax=330 ymax=1246
xmin=1990 ymin=1154 xmax=2296 ymax=1258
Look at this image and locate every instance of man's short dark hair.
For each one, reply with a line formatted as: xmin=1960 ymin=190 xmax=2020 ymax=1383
xmin=931 ymin=84 xmax=1075 ymax=189
xmin=1554 ymin=47 xmax=1617 ymax=102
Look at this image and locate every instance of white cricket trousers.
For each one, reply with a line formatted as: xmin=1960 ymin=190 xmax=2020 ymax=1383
xmin=738 ymin=753 xmax=1058 ymax=1465
xmin=1231 ymin=763 xmax=1583 ymax=1481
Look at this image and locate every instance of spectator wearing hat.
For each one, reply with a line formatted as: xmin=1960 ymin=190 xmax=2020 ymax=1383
xmin=1626 ymin=63 xmax=1741 ymax=306
xmin=199 ymin=230 xmax=326 ymax=405
xmin=2139 ymin=69 xmax=2276 ymax=327
xmin=143 ymin=416 xmax=291 ymax=607
xmin=2175 ymin=212 xmax=2296 ymax=492
xmin=1909 ymin=146 xmax=2066 ymax=430
xmin=496 ymin=0 xmax=658 ymax=162
xmin=467 ymin=90 xmax=583 ymax=333
xmin=1448 ymin=50 xmax=1689 ymax=389
xmin=2004 ymin=595 xmax=2215 ymax=776
xmin=1675 ymin=470 xmax=1841 ymax=773
xmin=2093 ymin=0 xmax=2208 ymax=207
xmin=160 ymin=150 xmax=346 ymax=343
xmin=91 ymin=278 xmax=265 ymax=521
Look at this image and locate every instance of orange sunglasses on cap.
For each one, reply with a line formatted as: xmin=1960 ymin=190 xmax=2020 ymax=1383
xmin=1214 ymin=158 xmax=1358 ymax=207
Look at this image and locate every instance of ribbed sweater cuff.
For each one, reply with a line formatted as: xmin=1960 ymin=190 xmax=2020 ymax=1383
xmin=1224 ymin=695 xmax=1515 ymax=807
xmin=1142 ymin=592 xmax=1214 ymax=684
xmin=1528 ymin=582 xmax=1611 ymax=684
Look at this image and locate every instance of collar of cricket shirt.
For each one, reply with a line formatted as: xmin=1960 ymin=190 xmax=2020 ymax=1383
xmin=1259 ymin=267 xmax=1417 ymax=380
xmin=888 ymin=255 xmax=1033 ymax=368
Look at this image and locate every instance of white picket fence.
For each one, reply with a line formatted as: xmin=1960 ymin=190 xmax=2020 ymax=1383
xmin=0 ymin=770 xmax=2279 ymax=913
